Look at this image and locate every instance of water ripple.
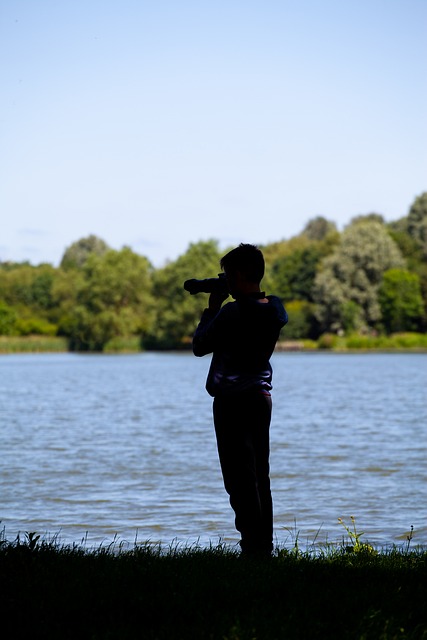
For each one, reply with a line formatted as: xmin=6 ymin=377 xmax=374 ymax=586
xmin=1 ymin=352 xmax=426 ymax=549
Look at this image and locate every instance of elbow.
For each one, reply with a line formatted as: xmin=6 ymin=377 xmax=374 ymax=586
xmin=192 ymin=344 xmax=204 ymax=357
xmin=193 ymin=338 xmax=210 ymax=357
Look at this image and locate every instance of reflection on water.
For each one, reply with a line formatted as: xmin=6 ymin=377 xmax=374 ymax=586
xmin=0 ymin=352 xmax=426 ymax=548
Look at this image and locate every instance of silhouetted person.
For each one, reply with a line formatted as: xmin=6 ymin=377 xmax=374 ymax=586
xmin=192 ymin=244 xmax=288 ymax=556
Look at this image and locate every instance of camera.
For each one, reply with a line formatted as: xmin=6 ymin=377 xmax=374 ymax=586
xmin=184 ymin=273 xmax=229 ymax=296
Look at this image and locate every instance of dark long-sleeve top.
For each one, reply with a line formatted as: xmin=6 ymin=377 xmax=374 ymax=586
xmin=193 ymin=294 xmax=288 ymax=397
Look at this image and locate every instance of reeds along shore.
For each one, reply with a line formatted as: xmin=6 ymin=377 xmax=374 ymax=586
xmin=1 ymin=532 xmax=426 ymax=640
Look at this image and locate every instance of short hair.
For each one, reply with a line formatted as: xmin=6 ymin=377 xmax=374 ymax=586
xmin=220 ymin=243 xmax=265 ymax=284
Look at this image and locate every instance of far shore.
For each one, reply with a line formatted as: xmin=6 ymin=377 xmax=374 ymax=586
xmin=1 ymin=332 xmax=427 ymax=355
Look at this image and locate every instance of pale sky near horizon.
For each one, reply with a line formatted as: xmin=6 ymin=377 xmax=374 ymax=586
xmin=1 ymin=0 xmax=426 ymax=267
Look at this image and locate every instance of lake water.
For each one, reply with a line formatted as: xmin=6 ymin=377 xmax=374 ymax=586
xmin=0 ymin=352 xmax=426 ymax=550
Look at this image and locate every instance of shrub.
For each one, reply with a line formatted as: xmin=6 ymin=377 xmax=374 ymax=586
xmin=282 ymin=300 xmax=319 ymax=340
xmin=379 ymin=269 xmax=424 ymax=333
xmin=390 ymin=332 xmax=427 ymax=349
xmin=0 ymin=302 xmax=17 ymax=335
xmin=15 ymin=317 xmax=58 ymax=336
xmin=317 ymin=333 xmax=339 ymax=349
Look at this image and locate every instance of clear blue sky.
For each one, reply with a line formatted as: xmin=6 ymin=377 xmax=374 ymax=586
xmin=1 ymin=0 xmax=426 ymax=267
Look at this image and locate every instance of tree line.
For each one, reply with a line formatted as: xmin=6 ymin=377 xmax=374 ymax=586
xmin=1 ymin=192 xmax=426 ymax=351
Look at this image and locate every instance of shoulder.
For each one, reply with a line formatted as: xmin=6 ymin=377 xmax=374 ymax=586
xmin=266 ymin=295 xmax=289 ymax=325
xmin=267 ymin=295 xmax=285 ymax=308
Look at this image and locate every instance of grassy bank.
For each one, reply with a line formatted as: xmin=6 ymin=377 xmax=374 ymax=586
xmin=1 ymin=532 xmax=426 ymax=639
xmin=0 ymin=335 xmax=68 ymax=353
xmin=277 ymin=332 xmax=427 ymax=352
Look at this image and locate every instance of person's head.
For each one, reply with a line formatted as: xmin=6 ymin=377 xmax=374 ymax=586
xmin=220 ymin=244 xmax=265 ymax=295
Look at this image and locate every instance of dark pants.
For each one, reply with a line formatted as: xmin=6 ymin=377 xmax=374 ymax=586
xmin=213 ymin=392 xmax=273 ymax=555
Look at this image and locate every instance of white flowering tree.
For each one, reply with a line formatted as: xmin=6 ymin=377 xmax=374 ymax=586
xmin=313 ymin=221 xmax=405 ymax=333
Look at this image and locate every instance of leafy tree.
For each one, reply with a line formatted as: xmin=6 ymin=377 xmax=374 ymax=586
xmin=349 ymin=213 xmax=385 ymax=226
xmin=281 ymin=300 xmax=319 ymax=340
xmin=407 ymin=192 xmax=427 ymax=257
xmin=0 ymin=263 xmax=57 ymax=310
xmin=60 ymin=235 xmax=110 ymax=270
xmin=0 ymin=265 xmax=34 ymax=308
xmin=301 ymin=216 xmax=337 ymax=241
xmin=271 ymin=242 xmax=325 ymax=303
xmin=387 ymin=225 xmax=423 ymax=271
xmin=340 ymin=300 xmax=365 ymax=333
xmin=260 ymin=241 xmax=289 ymax=294
xmin=66 ymin=247 xmax=154 ymax=351
xmin=14 ymin=316 xmax=57 ymax=336
xmin=378 ymin=269 xmax=424 ymax=334
xmin=313 ymin=221 xmax=406 ymax=333
xmin=30 ymin=270 xmax=56 ymax=310
xmin=271 ymin=245 xmax=321 ymax=302
xmin=50 ymin=268 xmax=83 ymax=327
xmin=0 ymin=260 xmax=32 ymax=271
xmin=416 ymin=262 xmax=427 ymax=321
xmin=388 ymin=195 xmax=427 ymax=319
xmin=268 ymin=230 xmax=339 ymax=304
xmin=145 ymin=240 xmax=221 ymax=349
xmin=0 ymin=302 xmax=17 ymax=335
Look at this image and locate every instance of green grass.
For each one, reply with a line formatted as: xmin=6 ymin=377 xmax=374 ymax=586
xmin=341 ymin=332 xmax=427 ymax=351
xmin=279 ymin=332 xmax=427 ymax=352
xmin=1 ymin=530 xmax=426 ymax=639
xmin=103 ymin=335 xmax=142 ymax=353
xmin=0 ymin=335 xmax=141 ymax=354
xmin=0 ymin=334 xmax=68 ymax=353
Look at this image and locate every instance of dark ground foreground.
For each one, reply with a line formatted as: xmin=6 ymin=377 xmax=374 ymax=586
xmin=1 ymin=536 xmax=426 ymax=640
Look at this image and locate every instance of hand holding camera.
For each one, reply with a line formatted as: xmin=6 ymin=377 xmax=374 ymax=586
xmin=183 ymin=273 xmax=229 ymax=296
xmin=184 ymin=273 xmax=229 ymax=312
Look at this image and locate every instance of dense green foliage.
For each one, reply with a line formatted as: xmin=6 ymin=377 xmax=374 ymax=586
xmin=1 ymin=193 xmax=426 ymax=351
xmin=1 ymin=532 xmax=426 ymax=639
xmin=144 ymin=240 xmax=222 ymax=349
xmin=60 ymin=234 xmax=111 ymax=270
xmin=65 ymin=247 xmax=154 ymax=351
xmin=379 ymin=269 xmax=424 ymax=334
